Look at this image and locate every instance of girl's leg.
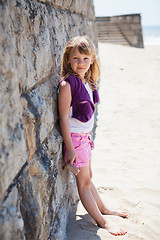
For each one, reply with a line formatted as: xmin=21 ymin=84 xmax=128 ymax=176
xmin=90 ymin=181 xmax=128 ymax=217
xmin=89 ymin=160 xmax=128 ymax=218
xmin=76 ymin=166 xmax=127 ymax=236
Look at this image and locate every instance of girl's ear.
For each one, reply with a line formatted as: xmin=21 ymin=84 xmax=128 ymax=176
xmin=91 ymin=55 xmax=95 ymax=64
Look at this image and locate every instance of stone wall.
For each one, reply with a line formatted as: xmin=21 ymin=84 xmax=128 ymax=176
xmin=96 ymin=14 xmax=144 ymax=48
xmin=0 ymin=0 xmax=97 ymax=239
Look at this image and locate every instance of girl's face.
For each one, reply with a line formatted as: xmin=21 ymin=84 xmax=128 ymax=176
xmin=68 ymin=47 xmax=94 ymax=80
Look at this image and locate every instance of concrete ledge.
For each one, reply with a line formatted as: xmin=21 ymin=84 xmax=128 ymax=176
xmin=96 ymin=14 xmax=144 ymax=48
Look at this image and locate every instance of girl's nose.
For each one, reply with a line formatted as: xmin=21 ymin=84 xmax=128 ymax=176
xmin=78 ymin=59 xmax=83 ymax=64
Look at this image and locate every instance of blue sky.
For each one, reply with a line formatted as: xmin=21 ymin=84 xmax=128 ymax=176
xmin=93 ymin=0 xmax=160 ymax=26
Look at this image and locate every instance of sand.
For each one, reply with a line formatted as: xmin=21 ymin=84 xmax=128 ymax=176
xmin=66 ymin=43 xmax=160 ymax=240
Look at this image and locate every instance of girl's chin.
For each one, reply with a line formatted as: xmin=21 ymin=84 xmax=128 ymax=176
xmin=76 ymin=70 xmax=86 ymax=76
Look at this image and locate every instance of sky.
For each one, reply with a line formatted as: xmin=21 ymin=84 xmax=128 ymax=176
xmin=93 ymin=0 xmax=160 ymax=26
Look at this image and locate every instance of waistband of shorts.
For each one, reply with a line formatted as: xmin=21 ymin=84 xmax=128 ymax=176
xmin=71 ymin=132 xmax=91 ymax=138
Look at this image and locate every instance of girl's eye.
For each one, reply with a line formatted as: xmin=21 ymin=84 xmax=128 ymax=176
xmin=73 ymin=57 xmax=78 ymax=60
xmin=84 ymin=57 xmax=89 ymax=60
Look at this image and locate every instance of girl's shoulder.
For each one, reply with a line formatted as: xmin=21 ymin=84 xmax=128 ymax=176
xmin=59 ymin=74 xmax=78 ymax=89
xmin=63 ymin=74 xmax=80 ymax=88
xmin=58 ymin=78 xmax=70 ymax=91
xmin=59 ymin=80 xmax=69 ymax=87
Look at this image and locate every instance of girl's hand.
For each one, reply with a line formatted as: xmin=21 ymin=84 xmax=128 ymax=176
xmin=66 ymin=148 xmax=77 ymax=165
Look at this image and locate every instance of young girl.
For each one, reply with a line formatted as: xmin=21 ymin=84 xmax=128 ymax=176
xmin=58 ymin=36 xmax=127 ymax=236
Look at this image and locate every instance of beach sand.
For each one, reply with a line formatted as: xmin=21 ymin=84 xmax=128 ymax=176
xmin=66 ymin=43 xmax=160 ymax=240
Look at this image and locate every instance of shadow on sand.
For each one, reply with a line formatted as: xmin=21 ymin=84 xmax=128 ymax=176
xmin=66 ymin=204 xmax=101 ymax=240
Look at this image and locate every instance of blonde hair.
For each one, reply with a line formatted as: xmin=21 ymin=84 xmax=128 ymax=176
xmin=61 ymin=36 xmax=100 ymax=90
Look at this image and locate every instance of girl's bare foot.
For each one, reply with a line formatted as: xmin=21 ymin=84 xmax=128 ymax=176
xmin=99 ymin=222 xmax=127 ymax=236
xmin=104 ymin=223 xmax=127 ymax=236
xmin=102 ymin=209 xmax=128 ymax=218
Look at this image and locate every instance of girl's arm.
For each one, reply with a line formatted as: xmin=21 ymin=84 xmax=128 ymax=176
xmin=58 ymin=81 xmax=77 ymax=165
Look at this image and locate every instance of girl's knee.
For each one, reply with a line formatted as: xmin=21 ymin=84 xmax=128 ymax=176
xmin=85 ymin=179 xmax=91 ymax=190
xmin=76 ymin=166 xmax=91 ymax=191
xmin=78 ymin=178 xmax=91 ymax=192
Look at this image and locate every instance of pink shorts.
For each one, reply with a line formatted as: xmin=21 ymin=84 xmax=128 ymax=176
xmin=63 ymin=132 xmax=94 ymax=168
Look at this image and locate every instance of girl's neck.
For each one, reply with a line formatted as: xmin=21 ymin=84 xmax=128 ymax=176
xmin=81 ymin=78 xmax=87 ymax=84
xmin=79 ymin=75 xmax=86 ymax=84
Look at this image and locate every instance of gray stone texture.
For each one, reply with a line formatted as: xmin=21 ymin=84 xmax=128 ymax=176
xmin=0 ymin=0 xmax=97 ymax=239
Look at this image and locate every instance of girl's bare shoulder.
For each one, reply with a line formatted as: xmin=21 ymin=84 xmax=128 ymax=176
xmin=59 ymin=79 xmax=71 ymax=95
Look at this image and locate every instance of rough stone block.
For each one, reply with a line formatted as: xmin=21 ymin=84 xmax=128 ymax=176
xmin=0 ymin=187 xmax=25 ymax=240
xmin=21 ymin=78 xmax=57 ymax=158
xmin=0 ymin=72 xmax=27 ymax=202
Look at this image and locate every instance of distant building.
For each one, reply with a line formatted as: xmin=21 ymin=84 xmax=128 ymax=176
xmin=96 ymin=14 xmax=144 ymax=48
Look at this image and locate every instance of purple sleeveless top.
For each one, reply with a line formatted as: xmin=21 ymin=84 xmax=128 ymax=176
xmin=60 ymin=75 xmax=99 ymax=123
